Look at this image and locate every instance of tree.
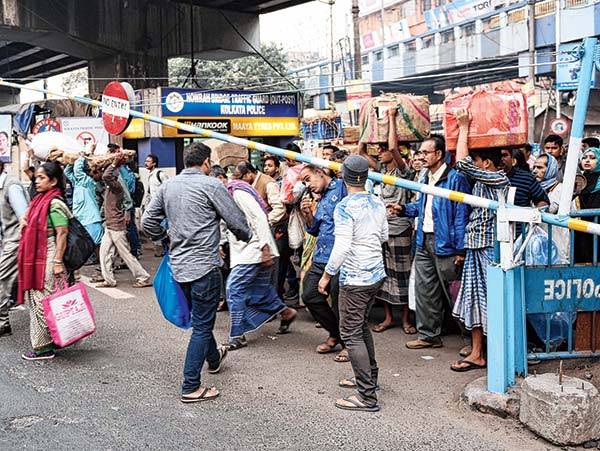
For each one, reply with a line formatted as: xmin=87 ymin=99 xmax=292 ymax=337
xmin=168 ymin=42 xmax=293 ymax=92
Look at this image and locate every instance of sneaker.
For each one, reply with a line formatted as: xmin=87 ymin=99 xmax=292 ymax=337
xmin=21 ymin=350 xmax=55 ymax=361
xmin=207 ymin=347 xmax=228 ymax=374
xmin=405 ymin=339 xmax=443 ymax=349
xmin=0 ymin=325 xmax=12 ymax=337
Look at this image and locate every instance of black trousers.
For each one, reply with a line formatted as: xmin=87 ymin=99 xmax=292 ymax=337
xmin=302 ymin=262 xmax=342 ymax=343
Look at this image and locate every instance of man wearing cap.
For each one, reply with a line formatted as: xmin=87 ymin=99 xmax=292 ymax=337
xmin=318 ymin=155 xmax=388 ymax=412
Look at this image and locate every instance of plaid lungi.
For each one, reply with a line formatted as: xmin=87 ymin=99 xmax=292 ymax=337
xmin=376 ymin=229 xmax=412 ymax=306
xmin=227 ymin=263 xmax=287 ymax=339
xmin=452 ymin=247 xmax=494 ymax=333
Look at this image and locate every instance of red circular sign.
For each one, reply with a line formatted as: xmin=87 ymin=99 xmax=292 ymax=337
xmin=550 ymin=118 xmax=569 ymax=137
xmin=102 ymin=81 xmax=134 ymax=135
xmin=32 ymin=118 xmax=61 ymax=134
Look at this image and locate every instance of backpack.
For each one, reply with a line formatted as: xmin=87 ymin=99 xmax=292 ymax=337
xmin=134 ymin=177 xmax=145 ymax=208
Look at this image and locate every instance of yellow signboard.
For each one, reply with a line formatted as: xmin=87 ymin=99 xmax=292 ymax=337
xmin=123 ymin=118 xmax=145 ymax=139
xmin=162 ymin=116 xmax=299 ymax=138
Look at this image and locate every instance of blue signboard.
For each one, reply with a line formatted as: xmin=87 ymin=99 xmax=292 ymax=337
xmin=161 ymin=88 xmax=299 ymax=118
xmin=557 ymin=42 xmax=596 ymax=91
xmin=524 ymin=266 xmax=600 ymax=314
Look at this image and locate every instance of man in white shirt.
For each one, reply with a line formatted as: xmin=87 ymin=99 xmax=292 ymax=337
xmin=224 ymin=178 xmax=297 ymax=350
xmin=143 ymin=154 xmax=168 ymax=257
xmin=318 ymin=155 xmax=388 ymax=412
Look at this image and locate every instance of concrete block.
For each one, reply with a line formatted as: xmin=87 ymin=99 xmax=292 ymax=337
xmin=462 ymin=376 xmax=521 ymax=418
xmin=519 ymin=373 xmax=600 ymax=446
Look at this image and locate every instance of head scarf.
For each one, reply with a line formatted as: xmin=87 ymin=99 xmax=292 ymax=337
xmin=582 ymin=147 xmax=600 ymax=193
xmin=539 ymin=153 xmax=559 ymax=192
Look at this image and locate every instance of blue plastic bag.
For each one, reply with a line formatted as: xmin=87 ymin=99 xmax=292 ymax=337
xmin=153 ymin=253 xmax=191 ymax=329
xmin=515 ymin=226 xmax=572 ymax=349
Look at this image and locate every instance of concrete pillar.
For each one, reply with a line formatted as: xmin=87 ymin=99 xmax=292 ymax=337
xmin=88 ymin=53 xmax=168 ymax=96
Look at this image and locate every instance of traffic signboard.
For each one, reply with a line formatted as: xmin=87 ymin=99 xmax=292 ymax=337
xmin=102 ymin=81 xmax=134 ymax=135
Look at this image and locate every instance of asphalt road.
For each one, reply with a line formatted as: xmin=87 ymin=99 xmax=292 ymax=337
xmin=0 ymin=251 xmax=557 ymax=451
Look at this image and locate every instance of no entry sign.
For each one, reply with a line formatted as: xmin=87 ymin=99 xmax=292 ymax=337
xmin=102 ymin=81 xmax=135 ymax=135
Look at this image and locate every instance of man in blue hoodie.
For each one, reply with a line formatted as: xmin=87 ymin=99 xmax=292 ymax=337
xmin=389 ymin=135 xmax=471 ymax=349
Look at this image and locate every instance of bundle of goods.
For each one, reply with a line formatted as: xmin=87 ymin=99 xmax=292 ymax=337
xmin=48 ymin=148 xmax=136 ymax=167
xmin=301 ymin=114 xmax=343 ymax=140
xmin=343 ymin=126 xmax=360 ymax=144
xmin=444 ymin=88 xmax=527 ymax=151
xmin=359 ymin=94 xmax=430 ymax=143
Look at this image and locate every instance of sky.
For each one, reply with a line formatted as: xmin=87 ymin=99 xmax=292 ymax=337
xmin=260 ymin=0 xmax=354 ymax=62
xmin=20 ymin=1 xmax=351 ymax=102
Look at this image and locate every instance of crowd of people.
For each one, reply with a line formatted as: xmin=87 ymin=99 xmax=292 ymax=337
xmin=1 ymin=107 xmax=599 ymax=413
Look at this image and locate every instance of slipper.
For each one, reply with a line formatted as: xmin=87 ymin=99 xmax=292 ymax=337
xmin=316 ymin=341 xmax=339 ymax=354
xmin=335 ymin=396 xmax=380 ymax=412
xmin=132 ymin=279 xmax=152 ymax=288
xmin=334 ymin=350 xmax=350 ymax=363
xmin=450 ymin=359 xmax=487 ymax=372
xmin=224 ymin=337 xmax=247 ymax=350
xmin=276 ymin=311 xmax=297 ymax=335
xmin=95 ymin=282 xmax=116 ymax=288
xmin=338 ymin=377 xmax=381 ymax=390
xmin=207 ymin=347 xmax=228 ymax=374
xmin=402 ymin=325 xmax=417 ymax=335
xmin=89 ymin=275 xmax=105 ymax=283
xmin=372 ymin=323 xmax=393 ymax=333
xmin=180 ymin=386 xmax=219 ymax=403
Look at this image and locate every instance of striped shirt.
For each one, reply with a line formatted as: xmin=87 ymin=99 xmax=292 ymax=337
xmin=455 ymin=156 xmax=509 ymax=249
xmin=506 ymin=167 xmax=548 ymax=207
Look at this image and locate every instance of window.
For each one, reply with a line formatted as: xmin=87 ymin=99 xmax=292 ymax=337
xmin=441 ymin=30 xmax=454 ymax=43
xmin=361 ymin=54 xmax=369 ymax=65
xmin=374 ymin=51 xmax=384 ymax=62
xmin=422 ymin=36 xmax=433 ymax=49
xmin=406 ymin=40 xmax=417 ymax=51
xmin=387 ymin=45 xmax=400 ymax=58
xmin=463 ymin=23 xmax=476 ymax=36
xmin=423 ymin=0 xmax=433 ymax=11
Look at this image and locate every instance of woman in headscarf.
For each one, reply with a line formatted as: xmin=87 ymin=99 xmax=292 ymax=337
xmin=533 ymin=153 xmax=570 ymax=261
xmin=18 ymin=162 xmax=71 ymax=361
xmin=574 ymin=147 xmax=600 ymax=263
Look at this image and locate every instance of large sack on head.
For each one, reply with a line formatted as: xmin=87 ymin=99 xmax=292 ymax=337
xmin=444 ymin=88 xmax=528 ymax=151
xmin=359 ymin=94 xmax=430 ymax=144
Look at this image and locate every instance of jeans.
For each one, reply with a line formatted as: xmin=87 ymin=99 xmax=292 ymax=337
xmin=302 ymin=262 xmax=342 ymax=343
xmin=127 ymin=209 xmax=142 ymax=257
xmin=339 ymin=279 xmax=385 ymax=407
xmin=180 ymin=268 xmax=222 ymax=394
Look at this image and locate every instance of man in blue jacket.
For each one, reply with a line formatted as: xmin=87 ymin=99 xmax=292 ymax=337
xmin=389 ymin=135 xmax=471 ymax=349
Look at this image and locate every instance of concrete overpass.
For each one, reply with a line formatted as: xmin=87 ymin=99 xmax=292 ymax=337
xmin=0 ymin=0 xmax=312 ymax=101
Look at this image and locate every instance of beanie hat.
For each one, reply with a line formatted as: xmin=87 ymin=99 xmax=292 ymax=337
xmin=342 ymin=154 xmax=370 ymax=187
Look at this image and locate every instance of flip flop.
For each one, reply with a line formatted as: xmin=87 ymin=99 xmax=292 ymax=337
xmin=132 ymin=280 xmax=152 ymax=288
xmin=402 ymin=325 xmax=417 ymax=335
xmin=276 ymin=310 xmax=297 ymax=335
xmin=95 ymin=282 xmax=116 ymax=288
xmin=372 ymin=323 xmax=393 ymax=333
xmin=334 ymin=350 xmax=350 ymax=363
xmin=180 ymin=386 xmax=219 ymax=403
xmin=338 ymin=377 xmax=381 ymax=391
xmin=450 ymin=359 xmax=487 ymax=372
xmin=335 ymin=396 xmax=380 ymax=412
xmin=316 ymin=342 xmax=339 ymax=354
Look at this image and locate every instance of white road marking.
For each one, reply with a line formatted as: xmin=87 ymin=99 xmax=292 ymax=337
xmin=80 ymin=276 xmax=135 ymax=299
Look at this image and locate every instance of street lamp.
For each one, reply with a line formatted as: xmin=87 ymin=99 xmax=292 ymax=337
xmin=317 ymin=0 xmax=336 ymax=110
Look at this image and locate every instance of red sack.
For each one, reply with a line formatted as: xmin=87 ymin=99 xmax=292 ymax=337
xmin=444 ymin=89 xmax=527 ymax=151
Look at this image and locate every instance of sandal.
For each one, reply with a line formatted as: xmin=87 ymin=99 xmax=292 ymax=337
xmin=316 ymin=340 xmax=339 ymax=354
xmin=402 ymin=325 xmax=417 ymax=335
xmin=224 ymin=337 xmax=247 ymax=350
xmin=338 ymin=376 xmax=380 ymax=390
xmin=95 ymin=282 xmax=116 ymax=288
xmin=276 ymin=309 xmax=297 ymax=335
xmin=335 ymin=395 xmax=380 ymax=412
xmin=132 ymin=279 xmax=152 ymax=288
xmin=450 ymin=359 xmax=487 ymax=372
xmin=372 ymin=323 xmax=394 ymax=333
xmin=334 ymin=349 xmax=350 ymax=363
xmin=89 ymin=275 xmax=105 ymax=283
xmin=180 ymin=386 xmax=219 ymax=403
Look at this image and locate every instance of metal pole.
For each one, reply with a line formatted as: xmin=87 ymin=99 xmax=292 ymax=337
xmin=555 ymin=0 xmax=561 ymax=119
xmin=557 ymin=37 xmax=598 ymax=215
xmin=352 ymin=0 xmax=362 ymax=80
xmin=527 ymin=0 xmax=536 ymax=142
xmin=329 ymin=0 xmax=336 ymax=110
xmin=4 ymin=78 xmax=600 ymax=237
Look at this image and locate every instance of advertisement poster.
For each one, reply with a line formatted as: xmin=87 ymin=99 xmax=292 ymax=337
xmin=60 ymin=117 xmax=110 ymax=153
xmin=0 ymin=114 xmax=12 ymax=162
xmin=556 ymin=42 xmax=596 ymax=91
